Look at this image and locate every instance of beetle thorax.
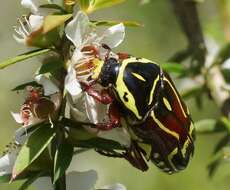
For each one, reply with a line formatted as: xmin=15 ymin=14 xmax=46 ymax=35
xmin=100 ymin=58 xmax=119 ymax=87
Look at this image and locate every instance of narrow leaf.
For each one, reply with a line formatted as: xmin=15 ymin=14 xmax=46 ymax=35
xmin=18 ymin=171 xmax=45 ymax=190
xmin=40 ymin=4 xmax=67 ymax=13
xmin=181 ymin=85 xmax=203 ymax=99
xmin=42 ymin=14 xmax=72 ymax=34
xmin=208 ymin=157 xmax=221 ymax=178
xmin=87 ymin=0 xmax=126 ymax=13
xmin=39 ymin=59 xmax=64 ymax=74
xmin=213 ymin=134 xmax=230 ymax=154
xmin=11 ymin=81 xmax=42 ymax=91
xmin=0 ymin=174 xmax=11 ymax=183
xmin=12 ymin=125 xmax=55 ymax=180
xmin=79 ymin=0 xmax=91 ymax=11
xmin=53 ymin=142 xmax=74 ymax=184
xmin=92 ymin=20 xmax=143 ymax=27
xmin=220 ymin=117 xmax=230 ymax=132
xmin=0 ymin=49 xmax=51 ymax=70
xmin=161 ymin=62 xmax=186 ymax=74
xmin=76 ymin=138 xmax=125 ymax=151
xmin=195 ymin=119 xmax=225 ymax=134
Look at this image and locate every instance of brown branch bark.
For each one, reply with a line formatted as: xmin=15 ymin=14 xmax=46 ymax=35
xmin=170 ymin=0 xmax=230 ymax=118
xmin=170 ymin=0 xmax=206 ymax=67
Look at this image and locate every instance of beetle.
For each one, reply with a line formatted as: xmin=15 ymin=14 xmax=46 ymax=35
xmin=80 ymin=48 xmax=195 ymax=174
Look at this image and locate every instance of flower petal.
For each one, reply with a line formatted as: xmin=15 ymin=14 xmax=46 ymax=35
xmin=32 ymin=170 xmax=98 ymax=190
xmin=0 ymin=151 xmax=18 ymax=176
xmin=99 ymin=23 xmax=125 ymax=49
xmin=35 ymin=74 xmax=59 ymax=96
xmin=85 ymin=93 xmax=108 ymax=124
xmin=21 ymin=0 xmax=39 ymax=14
xmin=65 ymin=11 xmax=90 ymax=48
xmin=101 ymin=183 xmax=127 ymax=190
xmin=29 ymin=15 xmax=44 ymax=31
xmin=66 ymin=170 xmax=98 ymax=190
xmin=65 ymin=67 xmax=82 ymax=96
xmin=98 ymin=128 xmax=131 ymax=147
xmin=67 ymin=93 xmax=88 ymax=122
xmin=15 ymin=126 xmax=32 ymax=145
xmin=11 ymin=112 xmax=23 ymax=124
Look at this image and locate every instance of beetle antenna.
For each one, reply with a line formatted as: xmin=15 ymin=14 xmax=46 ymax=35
xmin=102 ymin=43 xmax=111 ymax=62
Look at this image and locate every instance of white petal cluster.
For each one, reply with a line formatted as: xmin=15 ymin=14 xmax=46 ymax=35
xmin=11 ymin=74 xmax=61 ymax=127
xmin=64 ymin=11 xmax=125 ymax=96
xmin=13 ymin=0 xmax=60 ymax=44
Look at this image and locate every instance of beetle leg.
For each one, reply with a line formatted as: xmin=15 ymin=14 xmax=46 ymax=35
xmin=96 ymin=102 xmax=121 ymax=130
xmin=80 ymin=82 xmax=113 ymax=104
xmin=117 ymin=52 xmax=131 ymax=60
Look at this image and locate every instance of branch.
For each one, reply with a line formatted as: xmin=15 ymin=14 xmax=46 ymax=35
xmin=170 ymin=0 xmax=230 ymax=118
xmin=170 ymin=0 xmax=206 ymax=67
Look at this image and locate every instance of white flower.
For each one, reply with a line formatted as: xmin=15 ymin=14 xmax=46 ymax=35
xmin=0 ymin=150 xmax=18 ymax=177
xmin=33 ymin=170 xmax=98 ymax=190
xmin=11 ymin=74 xmax=61 ymax=127
xmin=32 ymin=169 xmax=127 ymax=190
xmin=64 ymin=10 xmax=125 ymax=96
xmin=63 ymin=11 xmax=129 ymax=146
xmin=0 ymin=125 xmax=30 ymax=177
xmin=100 ymin=183 xmax=127 ymax=190
xmin=21 ymin=0 xmax=61 ymax=14
xmin=13 ymin=0 xmax=60 ymax=45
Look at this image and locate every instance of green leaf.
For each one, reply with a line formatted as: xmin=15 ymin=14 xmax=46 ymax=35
xmin=195 ymin=119 xmax=225 ymax=134
xmin=11 ymin=81 xmax=42 ymax=91
xmin=53 ymin=141 xmax=74 ymax=184
xmin=87 ymin=0 xmax=126 ymax=13
xmin=92 ymin=20 xmax=143 ymax=27
xmin=18 ymin=171 xmax=45 ymax=190
xmin=161 ymin=62 xmax=187 ymax=74
xmin=0 ymin=49 xmax=51 ymax=70
xmin=211 ymin=43 xmax=230 ymax=67
xmin=213 ymin=134 xmax=230 ymax=154
xmin=220 ymin=117 xmax=230 ymax=133
xmin=12 ymin=126 xmax=55 ymax=180
xmin=76 ymin=138 xmax=125 ymax=151
xmin=208 ymin=155 xmax=221 ymax=178
xmin=40 ymin=4 xmax=67 ymax=13
xmin=181 ymin=85 xmax=204 ymax=100
xmin=39 ymin=58 xmax=64 ymax=74
xmin=0 ymin=174 xmax=11 ymax=183
xmin=79 ymin=0 xmax=91 ymax=11
xmin=42 ymin=14 xmax=72 ymax=34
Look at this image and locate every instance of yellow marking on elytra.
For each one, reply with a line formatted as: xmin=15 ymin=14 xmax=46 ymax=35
xmin=181 ymin=137 xmax=191 ymax=158
xmin=189 ymin=122 xmax=195 ymax=136
xmin=168 ymin=148 xmax=178 ymax=171
xmin=164 ymin=78 xmax=187 ymax=118
xmin=163 ymin=97 xmax=172 ymax=111
xmin=151 ymin=112 xmax=179 ymax=140
xmin=116 ymin=59 xmax=142 ymax=120
xmin=148 ymin=75 xmax=160 ymax=105
xmin=131 ymin=72 xmax=146 ymax=82
xmin=92 ymin=59 xmax=104 ymax=79
xmin=186 ymin=106 xmax=190 ymax=115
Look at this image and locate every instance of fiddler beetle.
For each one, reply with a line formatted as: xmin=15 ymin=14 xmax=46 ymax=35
xmin=80 ymin=45 xmax=195 ymax=174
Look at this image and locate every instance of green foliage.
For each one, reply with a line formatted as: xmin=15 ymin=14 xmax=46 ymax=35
xmin=53 ymin=141 xmax=74 ymax=184
xmin=12 ymin=82 xmax=42 ymax=91
xmin=42 ymin=14 xmax=72 ymax=34
xmin=79 ymin=0 xmax=126 ymax=13
xmin=92 ymin=20 xmax=143 ymax=27
xmin=0 ymin=49 xmax=51 ymax=70
xmin=38 ymin=57 xmax=64 ymax=74
xmin=12 ymin=125 xmax=55 ymax=180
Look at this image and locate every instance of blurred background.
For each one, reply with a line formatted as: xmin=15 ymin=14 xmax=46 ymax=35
xmin=0 ymin=0 xmax=229 ymax=189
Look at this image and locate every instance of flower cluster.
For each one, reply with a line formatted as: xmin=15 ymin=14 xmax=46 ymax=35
xmin=0 ymin=0 xmax=131 ymax=189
